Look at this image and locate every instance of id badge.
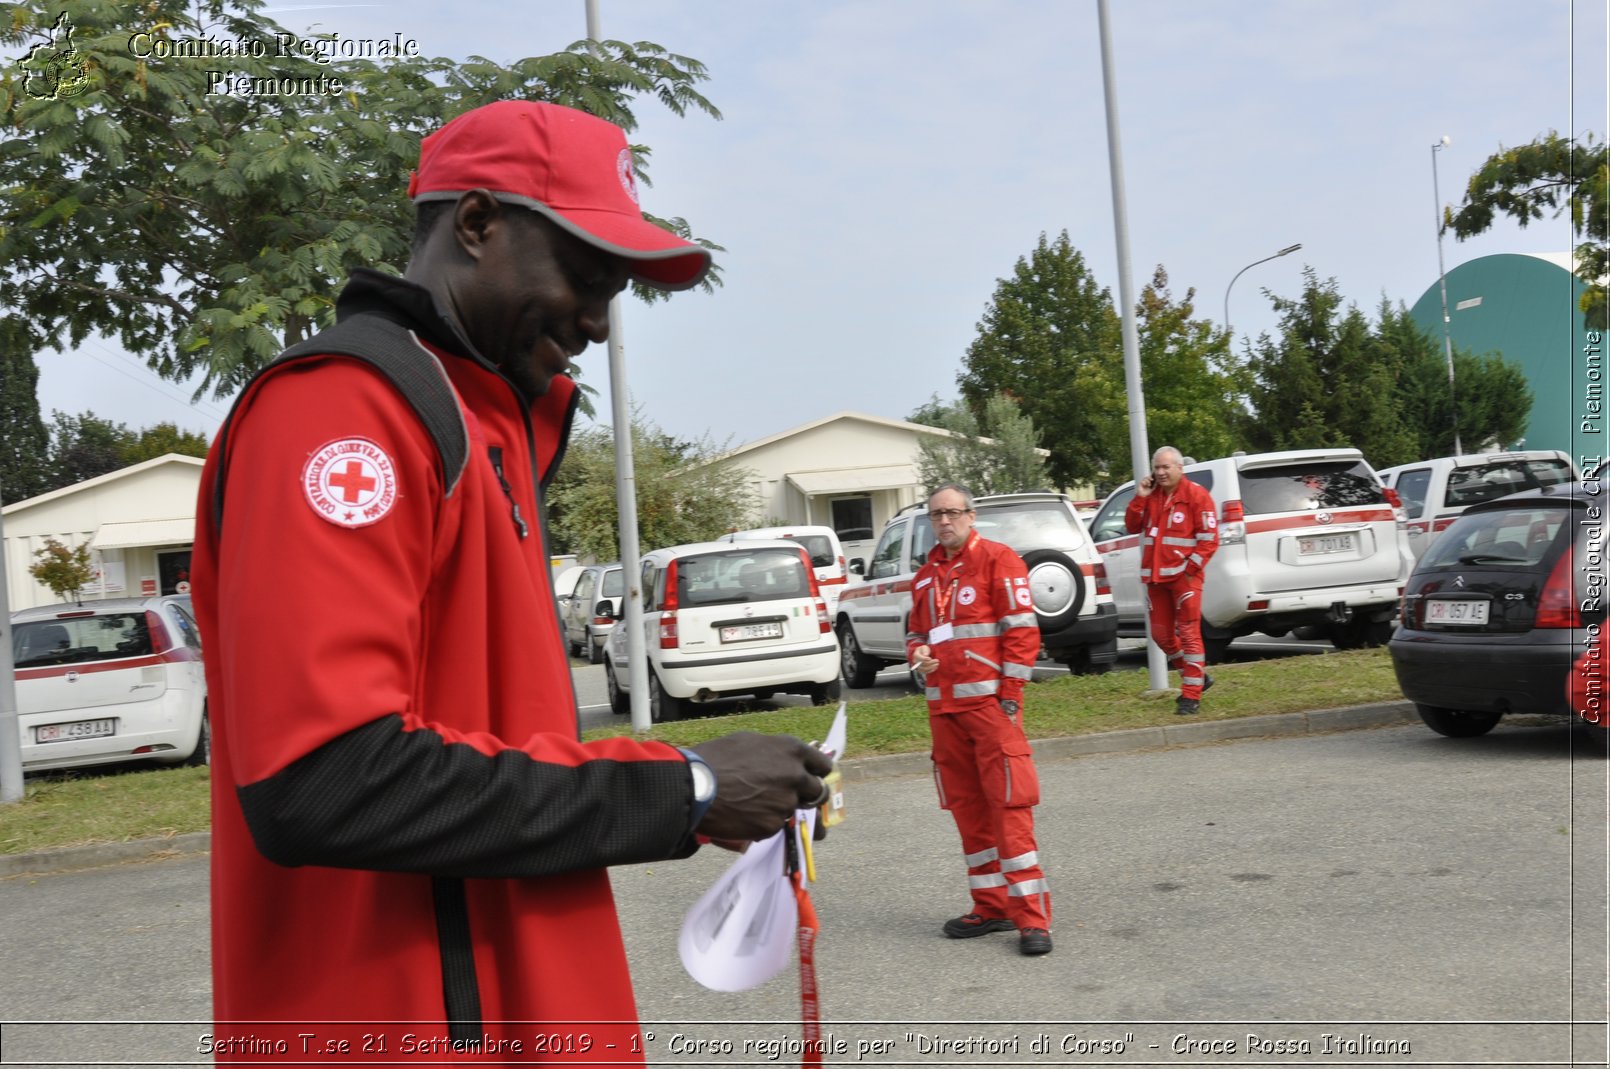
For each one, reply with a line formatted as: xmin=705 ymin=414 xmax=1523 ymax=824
xmin=928 ymin=623 xmax=955 ymax=644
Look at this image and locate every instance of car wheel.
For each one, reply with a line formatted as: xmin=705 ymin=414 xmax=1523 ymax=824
xmin=1415 ymin=703 xmax=1502 ymax=738
xmin=604 ymin=661 xmax=630 ymax=715
xmin=810 ymin=679 xmax=842 ymax=706
xmin=838 ymin=622 xmax=880 ymax=688
xmin=1063 ymin=646 xmax=1112 ymax=676
xmin=587 ymin=631 xmax=605 ymax=665
xmin=1019 ymin=549 xmax=1085 ymax=628
xmin=1329 ymin=617 xmax=1392 ymax=650
xmin=1203 ymin=635 xmax=1233 ymax=664
xmin=649 ymin=670 xmax=685 ymax=723
xmin=183 ymin=710 xmax=210 ymax=767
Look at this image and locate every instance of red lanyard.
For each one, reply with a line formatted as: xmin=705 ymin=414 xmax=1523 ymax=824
xmin=791 ymin=868 xmax=822 ymax=1067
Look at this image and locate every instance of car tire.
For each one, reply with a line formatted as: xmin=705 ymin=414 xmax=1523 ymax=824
xmin=1415 ymin=703 xmax=1502 ymax=738
xmin=1329 ymin=617 xmax=1393 ymax=650
xmin=604 ymin=661 xmax=630 ymax=715
xmin=183 ymin=710 xmax=210 ymax=767
xmin=649 ymin=670 xmax=685 ymax=723
xmin=810 ymin=680 xmax=842 ymax=706
xmin=838 ymin=622 xmax=880 ymax=689
xmin=1203 ymin=635 xmax=1233 ymax=664
xmin=1019 ymin=549 xmax=1085 ymax=629
xmin=587 ymin=631 xmax=605 ymax=665
xmin=1063 ymin=646 xmax=1112 ymax=676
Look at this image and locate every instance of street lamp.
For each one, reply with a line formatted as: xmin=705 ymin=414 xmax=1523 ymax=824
xmin=1431 ymin=135 xmax=1463 ymax=455
xmin=1223 ymin=243 xmax=1303 ymax=338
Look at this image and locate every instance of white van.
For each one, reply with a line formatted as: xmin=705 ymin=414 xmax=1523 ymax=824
xmin=718 ymin=525 xmax=849 ymax=611
xmin=1088 ymin=448 xmax=1413 ymax=660
xmin=1376 ymin=450 xmax=1578 ymax=563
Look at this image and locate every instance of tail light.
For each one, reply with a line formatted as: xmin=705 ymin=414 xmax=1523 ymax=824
xmin=1220 ymin=499 xmax=1246 ymax=545
xmin=145 ymin=610 xmax=173 ymax=654
xmin=799 ymin=548 xmax=821 ymax=596
xmin=814 ymin=597 xmax=831 ymax=633
xmin=659 ymin=560 xmax=681 ymax=648
xmin=1383 ymin=487 xmax=1408 ymax=530
xmin=1535 ymin=552 xmax=1579 ymax=628
xmin=1093 ymin=560 xmax=1111 ymax=597
xmin=799 ymin=549 xmax=832 ymax=633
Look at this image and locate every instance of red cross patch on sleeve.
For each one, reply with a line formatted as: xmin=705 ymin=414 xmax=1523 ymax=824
xmin=303 ymin=437 xmax=399 ymax=528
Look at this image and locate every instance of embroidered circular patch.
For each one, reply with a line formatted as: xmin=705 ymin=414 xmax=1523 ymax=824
xmin=957 ymin=585 xmax=977 ymax=606
xmin=1016 ymin=587 xmax=1033 ymax=607
xmin=303 ymin=437 xmax=398 ymax=528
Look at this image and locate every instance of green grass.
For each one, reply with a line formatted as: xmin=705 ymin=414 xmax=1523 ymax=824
xmin=0 ymin=648 xmax=1403 ymax=856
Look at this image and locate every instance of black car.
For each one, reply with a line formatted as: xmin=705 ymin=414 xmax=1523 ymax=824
xmin=1390 ymin=480 xmax=1605 ymax=738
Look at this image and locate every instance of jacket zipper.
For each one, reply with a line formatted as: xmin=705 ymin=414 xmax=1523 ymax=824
xmin=487 ymin=446 xmax=529 ymax=539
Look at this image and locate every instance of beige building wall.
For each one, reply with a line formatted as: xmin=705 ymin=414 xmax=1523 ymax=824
xmin=2 ymin=455 xmax=203 ymax=612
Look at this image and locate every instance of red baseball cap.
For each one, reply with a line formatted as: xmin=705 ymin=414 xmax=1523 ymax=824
xmin=408 ymin=100 xmax=712 ymax=291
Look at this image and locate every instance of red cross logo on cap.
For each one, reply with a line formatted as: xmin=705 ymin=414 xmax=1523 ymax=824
xmin=302 ymin=437 xmax=399 ymax=528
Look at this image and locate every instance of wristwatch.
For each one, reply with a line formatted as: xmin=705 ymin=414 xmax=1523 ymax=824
xmin=1000 ymin=699 xmax=1021 ymax=716
xmin=677 ymin=748 xmax=718 ymax=831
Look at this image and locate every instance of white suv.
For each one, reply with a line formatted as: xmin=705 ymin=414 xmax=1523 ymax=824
xmin=835 ymin=491 xmax=1120 ymax=685
xmin=1376 ymin=450 xmax=1578 ymax=563
xmin=601 ymin=540 xmax=841 ymax=721
xmin=1088 ymin=448 xmax=1413 ymax=660
xmin=10 ymin=595 xmax=208 ymax=772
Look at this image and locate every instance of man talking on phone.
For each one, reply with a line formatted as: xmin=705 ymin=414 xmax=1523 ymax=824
xmin=1125 ymin=446 xmax=1220 ymax=715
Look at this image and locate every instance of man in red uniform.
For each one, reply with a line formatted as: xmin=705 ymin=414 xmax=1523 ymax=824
xmin=192 ymin=100 xmax=832 ymax=1063
xmin=907 ymin=484 xmax=1052 ymax=956
xmin=1125 ymin=445 xmax=1220 ymax=715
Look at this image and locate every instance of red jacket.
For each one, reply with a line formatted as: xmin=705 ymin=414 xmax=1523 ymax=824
xmin=192 ymin=271 xmax=696 ymax=1063
xmin=905 ymin=531 xmax=1040 ymax=711
xmin=1124 ymin=478 xmax=1219 ymax=584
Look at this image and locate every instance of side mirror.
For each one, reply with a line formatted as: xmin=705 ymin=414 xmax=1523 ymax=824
xmin=848 ymin=558 xmax=866 ymax=576
xmin=594 ymin=600 xmax=616 ymax=620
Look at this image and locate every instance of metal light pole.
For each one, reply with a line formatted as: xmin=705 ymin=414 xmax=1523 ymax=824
xmin=1096 ymin=0 xmax=1167 ymax=694
xmin=1431 ymin=135 xmax=1463 ymax=455
xmin=1 ymin=490 xmax=24 ymax=803
xmin=586 ymin=0 xmax=651 ymax=731
xmin=1223 ymin=243 xmax=1302 ymax=338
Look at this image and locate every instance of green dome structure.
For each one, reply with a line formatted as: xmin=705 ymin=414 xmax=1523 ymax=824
xmin=1409 ymin=252 xmax=1599 ymax=467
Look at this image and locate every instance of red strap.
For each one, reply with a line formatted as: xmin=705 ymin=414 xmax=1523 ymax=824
xmin=792 ymin=870 xmax=822 ymax=1067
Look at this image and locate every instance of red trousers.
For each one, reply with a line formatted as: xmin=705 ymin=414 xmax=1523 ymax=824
xmin=930 ymin=703 xmax=1051 ymax=929
xmin=1146 ymin=575 xmax=1207 ymax=699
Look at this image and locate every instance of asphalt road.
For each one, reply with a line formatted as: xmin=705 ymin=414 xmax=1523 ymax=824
xmin=1 ymin=721 xmax=1605 ymax=1067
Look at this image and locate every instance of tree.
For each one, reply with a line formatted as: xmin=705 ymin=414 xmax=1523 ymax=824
xmin=958 ymin=231 xmax=1124 ymax=488
xmin=1245 ymin=273 xmax=1531 ymax=467
xmin=1133 ymin=267 xmax=1245 ymax=470
xmin=121 ymin=422 xmax=211 ymax=465
xmin=0 ymin=0 xmax=723 ymax=402
xmin=1449 ymin=131 xmax=1608 ymax=329
xmin=0 ymin=317 xmax=49 ymax=504
xmin=546 ymin=414 xmax=755 ymax=561
xmin=909 ymin=393 xmax=1047 ymax=495
xmin=1375 ymin=302 xmax=1531 ymax=459
xmin=45 ymin=410 xmax=132 ymax=488
xmin=28 ymin=536 xmax=95 ymax=602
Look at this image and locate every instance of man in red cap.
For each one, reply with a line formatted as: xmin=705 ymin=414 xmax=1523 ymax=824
xmin=192 ymin=100 xmax=832 ymax=1063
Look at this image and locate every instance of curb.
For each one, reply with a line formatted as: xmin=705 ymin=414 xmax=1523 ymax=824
xmin=3 ymin=702 xmax=1417 ymax=879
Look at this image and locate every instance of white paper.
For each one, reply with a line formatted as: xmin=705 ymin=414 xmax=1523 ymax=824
xmin=677 ymin=830 xmax=797 ymax=991
xmin=677 ymin=702 xmax=850 ymax=991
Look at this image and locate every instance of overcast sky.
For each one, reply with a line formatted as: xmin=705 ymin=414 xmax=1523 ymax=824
xmin=30 ymin=0 xmax=1607 ymax=452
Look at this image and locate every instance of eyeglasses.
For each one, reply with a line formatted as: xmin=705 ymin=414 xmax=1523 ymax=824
xmin=927 ymin=508 xmax=972 ymax=521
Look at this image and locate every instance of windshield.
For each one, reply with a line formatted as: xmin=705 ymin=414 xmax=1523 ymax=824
xmin=12 ymin=613 xmax=152 ymax=668
xmin=676 ymin=547 xmax=812 ymax=606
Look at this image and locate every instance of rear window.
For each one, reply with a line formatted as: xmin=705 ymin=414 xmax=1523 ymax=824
xmin=676 ymin=547 xmax=811 ymax=606
xmin=12 ymin=613 xmax=152 ymax=668
xmin=1421 ymin=505 xmax=1570 ymax=570
xmin=1444 ymin=458 xmax=1577 ymax=509
xmin=1238 ymin=460 xmax=1385 ymax=515
xmin=782 ymin=534 xmax=836 ymax=568
xmin=975 ymin=500 xmax=1082 ymax=550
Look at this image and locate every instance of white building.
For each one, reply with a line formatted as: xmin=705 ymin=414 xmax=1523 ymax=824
xmin=2 ymin=454 xmax=202 ymax=611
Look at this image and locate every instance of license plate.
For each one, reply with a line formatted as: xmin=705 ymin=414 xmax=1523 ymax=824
xmin=1425 ymin=599 xmax=1489 ymax=626
xmin=1299 ymin=532 xmax=1356 ymax=555
xmin=35 ymin=718 xmax=116 ymax=744
xmin=720 ymin=621 xmax=783 ymax=643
